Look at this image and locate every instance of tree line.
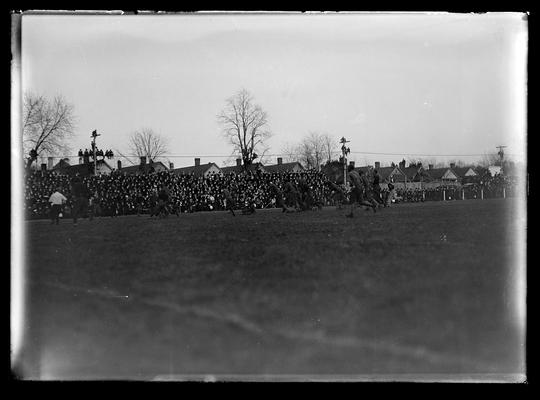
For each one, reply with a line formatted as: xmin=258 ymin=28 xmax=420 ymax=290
xmin=22 ymin=88 xmax=507 ymax=172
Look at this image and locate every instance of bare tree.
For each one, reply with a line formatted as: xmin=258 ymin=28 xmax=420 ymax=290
xmin=217 ymin=89 xmax=271 ymax=168
xmin=297 ymin=132 xmax=327 ymax=170
xmin=23 ymin=93 xmax=76 ymax=171
xmin=257 ymin=145 xmax=272 ymax=166
xmin=415 ymin=157 xmax=438 ymax=168
xmin=479 ymin=152 xmax=501 ymax=167
xmin=280 ymin=142 xmax=301 ymax=163
xmin=321 ymin=133 xmax=338 ymax=164
xmin=128 ymin=128 xmax=169 ymax=163
xmin=112 ymin=148 xmax=137 ymax=167
xmin=408 ymin=157 xmax=464 ymax=169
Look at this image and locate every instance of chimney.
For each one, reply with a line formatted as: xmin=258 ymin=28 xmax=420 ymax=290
xmin=169 ymin=162 xmax=174 ymax=170
xmin=399 ymin=160 xmax=406 ymax=169
xmin=277 ymin=157 xmax=283 ymax=165
xmin=349 ymin=161 xmax=355 ymax=169
xmin=47 ymin=157 xmax=53 ymax=170
xmin=450 ymin=163 xmax=456 ymax=169
xmin=117 ymin=160 xmax=122 ymax=170
xmin=41 ymin=163 xmax=47 ymax=171
xmin=429 ymin=164 xmax=434 ymax=170
xmin=375 ymin=161 xmax=380 ymax=170
xmin=140 ymin=156 xmax=147 ymax=165
xmin=195 ymin=158 xmax=201 ymax=166
xmin=236 ymin=158 xmax=241 ymax=167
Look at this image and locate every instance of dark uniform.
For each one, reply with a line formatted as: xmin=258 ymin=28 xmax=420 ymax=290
xmin=348 ymin=170 xmax=365 ymax=204
xmin=326 ymin=181 xmax=346 ymax=208
xmin=268 ymin=183 xmax=288 ymax=212
xmin=361 ymin=174 xmax=380 ymax=208
xmin=347 ymin=169 xmax=377 ymax=216
xmin=71 ymin=177 xmax=89 ymax=224
xmin=296 ymin=178 xmax=313 ymax=210
xmin=283 ymin=180 xmax=300 ymax=209
xmin=88 ymin=190 xmax=101 ymax=220
xmin=133 ymin=192 xmax=144 ymax=216
xmin=222 ymin=189 xmax=236 ymax=216
xmin=373 ymin=171 xmax=382 ymax=204
xmin=149 ymin=190 xmax=159 ymax=217
xmin=241 ymin=202 xmax=256 ymax=215
xmin=156 ymin=187 xmax=170 ymax=217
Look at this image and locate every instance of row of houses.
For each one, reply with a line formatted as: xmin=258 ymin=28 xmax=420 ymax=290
xmin=46 ymin=156 xmax=304 ymax=178
xmin=42 ymin=155 xmax=498 ymax=188
xmin=352 ymin=160 xmax=488 ymax=189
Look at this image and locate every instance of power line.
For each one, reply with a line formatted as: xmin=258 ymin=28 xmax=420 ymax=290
xmin=42 ymin=151 xmax=523 ymax=159
xmin=348 ymin=151 xmax=508 ymax=157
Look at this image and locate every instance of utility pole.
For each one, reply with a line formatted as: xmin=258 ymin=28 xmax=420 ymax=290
xmin=340 ymin=137 xmax=350 ymax=186
xmin=496 ymin=145 xmax=506 ymax=174
xmin=91 ymin=130 xmax=100 ymax=176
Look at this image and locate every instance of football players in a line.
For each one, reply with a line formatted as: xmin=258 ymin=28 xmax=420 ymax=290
xmin=346 ymin=165 xmax=380 ymax=218
xmin=269 ymin=182 xmax=295 ymax=213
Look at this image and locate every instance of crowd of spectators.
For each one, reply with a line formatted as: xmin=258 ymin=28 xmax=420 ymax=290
xmin=23 ymin=168 xmax=518 ymax=219
xmin=481 ymin=173 xmax=519 ymax=198
xmin=24 ymin=169 xmax=334 ymax=219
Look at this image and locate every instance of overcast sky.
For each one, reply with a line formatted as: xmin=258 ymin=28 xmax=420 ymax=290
xmin=21 ymin=12 xmax=527 ymax=168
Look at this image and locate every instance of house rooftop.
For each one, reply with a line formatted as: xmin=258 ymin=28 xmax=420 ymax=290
xmin=400 ymin=166 xmax=421 ymax=179
xmin=354 ymin=166 xmax=373 ymax=173
xmin=221 ymin=162 xmax=265 ymax=174
xmin=53 ymin=159 xmax=112 ymax=176
xmin=426 ymin=167 xmax=452 ymax=180
xmin=263 ymin=162 xmax=303 ymax=173
xmin=172 ymin=162 xmax=220 ymax=177
xmin=119 ymin=161 xmax=168 ymax=175
xmin=376 ymin=166 xmax=400 ymax=180
xmin=452 ymin=166 xmax=477 ymax=177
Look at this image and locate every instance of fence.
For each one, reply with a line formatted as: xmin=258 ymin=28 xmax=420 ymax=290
xmin=392 ymin=184 xmax=516 ymax=204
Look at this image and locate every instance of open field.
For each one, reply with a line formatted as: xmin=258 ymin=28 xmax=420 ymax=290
xmin=15 ymin=198 xmax=525 ymax=381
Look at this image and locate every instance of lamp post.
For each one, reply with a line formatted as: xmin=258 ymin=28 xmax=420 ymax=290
xmin=340 ymin=137 xmax=350 ymax=186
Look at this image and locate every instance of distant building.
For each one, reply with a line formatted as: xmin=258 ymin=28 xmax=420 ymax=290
xmin=221 ymin=158 xmax=266 ymax=175
xmin=488 ymin=165 xmax=502 ymax=177
xmin=118 ymin=157 xmax=169 ymax=175
xmin=53 ymin=159 xmax=113 ymax=176
xmin=474 ymin=165 xmax=490 ymax=179
xmin=353 ymin=161 xmax=408 ymax=189
xmin=377 ymin=165 xmax=406 ymax=188
xmin=53 ymin=158 xmax=71 ymax=170
xmin=263 ymin=157 xmax=304 ymax=174
xmin=393 ymin=163 xmax=432 ymax=189
xmin=172 ymin=158 xmax=222 ymax=178
xmin=354 ymin=165 xmax=373 ymax=176
xmin=424 ymin=166 xmax=460 ymax=187
xmin=453 ymin=166 xmax=479 ymax=184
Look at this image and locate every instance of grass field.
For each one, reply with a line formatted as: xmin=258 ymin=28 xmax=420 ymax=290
xmin=15 ymin=198 xmax=526 ymax=381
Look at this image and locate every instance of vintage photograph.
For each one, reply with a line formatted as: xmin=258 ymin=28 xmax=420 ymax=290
xmin=11 ymin=11 xmax=527 ymax=381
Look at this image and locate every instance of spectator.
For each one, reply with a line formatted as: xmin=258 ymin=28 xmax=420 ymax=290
xmin=48 ymin=186 xmax=67 ymax=225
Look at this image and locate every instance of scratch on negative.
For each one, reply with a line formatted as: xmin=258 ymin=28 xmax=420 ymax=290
xmin=39 ymin=280 xmax=492 ymax=370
